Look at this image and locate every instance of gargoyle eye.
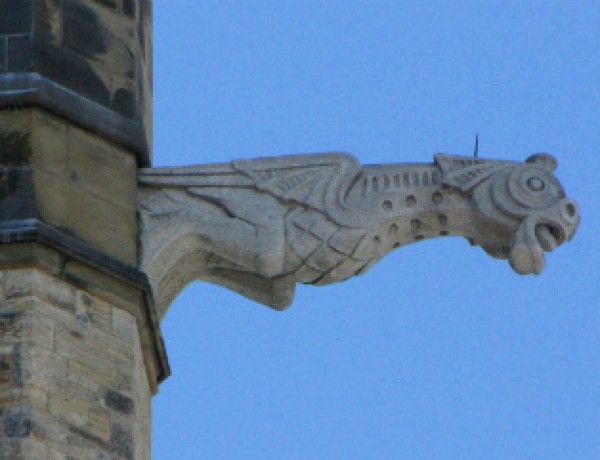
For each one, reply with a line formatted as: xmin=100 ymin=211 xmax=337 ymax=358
xmin=527 ymin=176 xmax=545 ymax=192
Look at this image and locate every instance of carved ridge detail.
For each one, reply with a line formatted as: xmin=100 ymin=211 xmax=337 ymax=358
xmin=138 ymin=152 xmax=579 ymax=317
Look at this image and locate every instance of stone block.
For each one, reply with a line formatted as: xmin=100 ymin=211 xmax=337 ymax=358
xmin=54 ymin=326 xmax=115 ymax=377
xmin=22 ymin=311 xmax=55 ymax=350
xmin=64 ymin=377 xmax=101 ymax=408
xmin=0 ymin=264 xmax=159 ymax=458
xmin=66 ymin=125 xmax=137 ymax=210
xmin=12 ymin=270 xmax=76 ymax=319
xmin=34 ymin=168 xmax=137 ymax=264
xmin=112 ymin=308 xmax=136 ymax=340
xmin=33 ymin=271 xmax=76 ymax=307
xmin=30 ymin=110 xmax=68 ymax=178
xmin=67 ymin=360 xmax=111 ymax=394
xmin=87 ymin=407 xmax=111 ymax=443
xmin=48 ymin=392 xmax=88 ymax=430
xmin=21 ymin=347 xmax=68 ymax=395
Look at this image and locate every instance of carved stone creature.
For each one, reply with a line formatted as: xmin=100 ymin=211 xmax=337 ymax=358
xmin=138 ymin=153 xmax=579 ymax=316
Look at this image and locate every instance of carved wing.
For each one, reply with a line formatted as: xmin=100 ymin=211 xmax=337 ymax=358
xmin=232 ymin=153 xmax=361 ymax=223
xmin=435 ymin=154 xmax=515 ymax=192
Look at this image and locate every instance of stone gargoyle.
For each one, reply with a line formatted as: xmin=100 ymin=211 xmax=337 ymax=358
xmin=138 ymin=152 xmax=579 ymax=317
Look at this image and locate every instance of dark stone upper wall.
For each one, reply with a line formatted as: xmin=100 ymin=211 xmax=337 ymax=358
xmin=0 ymin=0 xmax=152 ymax=165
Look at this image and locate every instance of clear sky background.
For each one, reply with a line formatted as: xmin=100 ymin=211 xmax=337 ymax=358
xmin=151 ymin=2 xmax=598 ymax=459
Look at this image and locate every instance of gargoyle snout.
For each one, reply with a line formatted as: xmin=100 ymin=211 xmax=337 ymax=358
xmin=509 ymin=197 xmax=579 ymax=275
xmin=539 ymin=198 xmax=579 ymax=246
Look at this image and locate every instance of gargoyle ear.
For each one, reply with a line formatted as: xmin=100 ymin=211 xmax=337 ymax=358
xmin=525 ymin=153 xmax=558 ymax=172
xmin=434 ymin=154 xmax=514 ymax=192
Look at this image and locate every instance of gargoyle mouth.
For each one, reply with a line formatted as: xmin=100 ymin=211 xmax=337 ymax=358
xmin=535 ymin=224 xmax=563 ymax=252
xmin=508 ymin=219 xmax=565 ymax=275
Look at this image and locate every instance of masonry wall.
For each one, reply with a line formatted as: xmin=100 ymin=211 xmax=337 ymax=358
xmin=0 ymin=268 xmax=151 ymax=460
xmin=0 ymin=0 xmax=153 ymax=157
xmin=0 ymin=1 xmax=164 ymax=458
xmin=0 ymin=107 xmax=139 ymax=265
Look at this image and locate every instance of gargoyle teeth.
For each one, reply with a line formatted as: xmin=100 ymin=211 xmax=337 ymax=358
xmin=535 ymin=225 xmax=559 ymax=252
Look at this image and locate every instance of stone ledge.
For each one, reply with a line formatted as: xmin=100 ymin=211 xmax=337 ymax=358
xmin=0 ymin=73 xmax=149 ymax=167
xmin=0 ymin=219 xmax=170 ymax=392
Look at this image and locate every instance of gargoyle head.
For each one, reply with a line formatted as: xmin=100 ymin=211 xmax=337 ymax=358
xmin=436 ymin=153 xmax=579 ymax=275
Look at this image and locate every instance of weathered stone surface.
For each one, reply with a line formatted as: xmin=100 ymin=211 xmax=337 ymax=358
xmin=139 ymin=152 xmax=580 ymax=316
xmin=0 ymin=3 xmax=158 ymax=459
xmin=0 ymin=244 xmax=169 ymax=394
xmin=0 ymin=268 xmax=154 ymax=459
xmin=0 ymin=0 xmax=153 ymax=163
xmin=0 ymin=108 xmax=139 ymax=265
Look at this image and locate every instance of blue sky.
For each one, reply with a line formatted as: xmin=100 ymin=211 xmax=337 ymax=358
xmin=151 ymin=2 xmax=599 ymax=459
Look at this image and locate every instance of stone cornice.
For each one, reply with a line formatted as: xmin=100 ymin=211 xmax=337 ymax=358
xmin=0 ymin=218 xmax=170 ymax=392
xmin=0 ymin=73 xmax=150 ymax=167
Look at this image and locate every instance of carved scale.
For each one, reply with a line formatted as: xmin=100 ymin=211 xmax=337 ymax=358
xmin=138 ymin=153 xmax=579 ymax=316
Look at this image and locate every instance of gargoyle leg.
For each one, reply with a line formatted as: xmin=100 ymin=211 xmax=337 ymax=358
xmin=140 ymin=187 xmax=287 ymax=279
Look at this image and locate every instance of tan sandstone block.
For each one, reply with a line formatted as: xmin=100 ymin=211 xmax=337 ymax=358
xmin=22 ymin=311 xmax=55 ymax=350
xmin=54 ymin=326 xmax=115 ymax=377
xmin=67 ymin=360 xmax=106 ymax=394
xmin=86 ymin=408 xmax=111 ymax=443
xmin=112 ymin=307 xmax=136 ymax=341
xmin=30 ymin=271 xmax=77 ymax=318
xmin=48 ymin=392 xmax=88 ymax=429
xmin=33 ymin=169 xmax=137 ymax=264
xmin=66 ymin=125 xmax=137 ymax=210
xmin=22 ymin=347 xmax=68 ymax=395
xmin=31 ymin=110 xmax=68 ymax=178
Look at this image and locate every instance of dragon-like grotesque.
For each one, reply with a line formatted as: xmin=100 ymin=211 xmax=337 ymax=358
xmin=138 ymin=153 xmax=579 ymax=317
